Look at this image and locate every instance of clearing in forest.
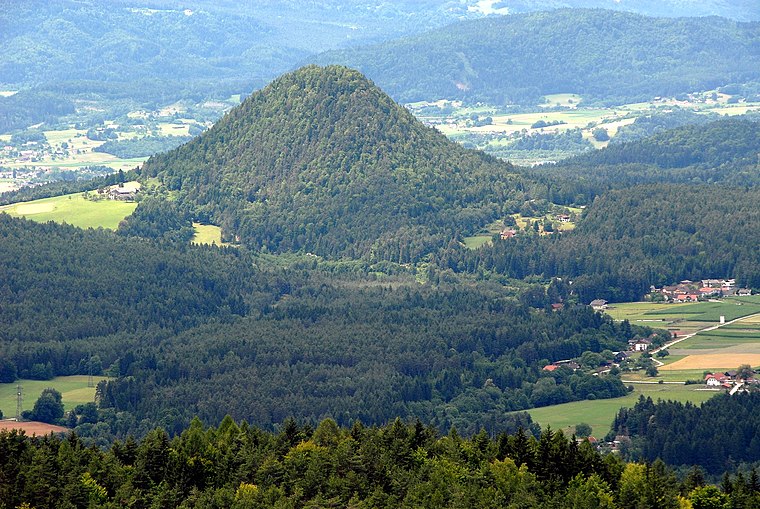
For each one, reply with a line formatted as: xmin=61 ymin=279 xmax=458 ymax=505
xmin=0 ymin=192 xmax=136 ymax=230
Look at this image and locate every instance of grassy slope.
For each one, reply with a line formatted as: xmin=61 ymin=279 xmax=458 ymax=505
xmin=0 ymin=376 xmax=108 ymax=416
xmin=0 ymin=193 xmax=136 ymax=229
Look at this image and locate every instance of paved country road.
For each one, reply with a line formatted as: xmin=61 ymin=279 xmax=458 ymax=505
xmin=650 ymin=312 xmax=760 ymax=367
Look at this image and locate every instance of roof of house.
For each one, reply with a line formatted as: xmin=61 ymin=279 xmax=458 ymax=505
xmin=590 ymin=299 xmax=607 ymax=306
xmin=543 ymin=364 xmax=558 ymax=372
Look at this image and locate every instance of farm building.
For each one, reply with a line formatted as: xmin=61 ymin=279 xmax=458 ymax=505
xmin=630 ymin=338 xmax=651 ymax=352
xmin=107 ymin=182 xmax=141 ymax=201
xmin=590 ymin=299 xmax=608 ymax=310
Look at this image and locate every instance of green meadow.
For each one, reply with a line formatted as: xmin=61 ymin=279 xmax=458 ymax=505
xmin=0 ymin=192 xmax=137 ymax=230
xmin=192 ymin=223 xmax=224 ymax=245
xmin=525 ymin=383 xmax=719 ymax=438
xmin=0 ymin=376 xmax=108 ymax=416
xmin=605 ymin=298 xmax=760 ymax=324
xmin=463 ymin=234 xmax=493 ymax=249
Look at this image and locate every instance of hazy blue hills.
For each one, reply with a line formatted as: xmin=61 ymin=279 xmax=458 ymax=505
xmin=310 ymin=9 xmax=760 ymax=105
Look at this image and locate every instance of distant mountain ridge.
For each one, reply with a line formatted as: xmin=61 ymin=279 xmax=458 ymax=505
xmin=309 ymin=9 xmax=760 ymax=105
xmin=141 ymin=65 xmax=524 ymax=261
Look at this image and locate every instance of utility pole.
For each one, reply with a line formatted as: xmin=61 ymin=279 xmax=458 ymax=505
xmin=16 ymin=383 xmax=22 ymax=421
xmin=88 ymin=352 xmax=94 ymax=388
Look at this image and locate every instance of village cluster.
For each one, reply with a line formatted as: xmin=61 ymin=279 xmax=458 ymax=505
xmin=704 ymin=369 xmax=758 ymax=390
xmin=651 ymin=278 xmax=752 ymax=301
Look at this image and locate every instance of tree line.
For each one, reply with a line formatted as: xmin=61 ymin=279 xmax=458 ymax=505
xmin=613 ymin=392 xmax=760 ymax=474
xmin=1 ymin=416 xmax=754 ymax=509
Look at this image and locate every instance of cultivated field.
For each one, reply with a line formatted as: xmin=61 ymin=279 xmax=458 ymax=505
xmin=661 ymin=353 xmax=760 ymax=371
xmin=526 ymin=298 xmax=760 ymax=437
xmin=0 ymin=192 xmax=137 ymax=229
xmin=658 ymin=312 xmax=760 ymax=371
xmin=410 ymin=94 xmax=760 ymax=165
xmin=463 ymin=234 xmax=492 ymax=249
xmin=0 ymin=376 xmax=107 ymax=417
xmin=0 ymin=420 xmax=68 ymax=436
xmin=604 ymin=298 xmax=760 ymax=336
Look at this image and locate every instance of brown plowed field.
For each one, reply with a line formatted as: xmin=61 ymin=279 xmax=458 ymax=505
xmin=0 ymin=420 xmax=68 ymax=435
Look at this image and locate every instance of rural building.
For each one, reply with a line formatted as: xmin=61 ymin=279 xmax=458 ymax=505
xmin=556 ymin=214 xmax=571 ymax=222
xmin=675 ymin=292 xmax=700 ymax=302
xmin=738 ymin=288 xmax=753 ymax=296
xmin=500 ymin=228 xmax=517 ymax=240
xmin=590 ymin=299 xmax=608 ymax=310
xmin=543 ymin=364 xmax=558 ymax=372
xmin=108 ymin=182 xmax=141 ymax=201
xmin=631 ymin=339 xmax=651 ymax=352
xmin=614 ymin=351 xmax=629 ymax=363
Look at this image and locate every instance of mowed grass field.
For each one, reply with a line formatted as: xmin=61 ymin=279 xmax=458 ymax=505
xmin=525 ymin=383 xmax=720 ymax=437
xmin=463 ymin=235 xmax=492 ymax=249
xmin=192 ymin=223 xmax=224 ymax=245
xmin=0 ymin=192 xmax=137 ymax=229
xmin=0 ymin=376 xmax=107 ymax=416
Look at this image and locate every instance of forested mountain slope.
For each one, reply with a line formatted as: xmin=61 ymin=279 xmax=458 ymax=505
xmin=94 ymin=279 xmax=635 ymax=436
xmin=441 ymin=185 xmax=760 ymax=301
xmin=614 ymin=393 xmax=760 ymax=473
xmin=527 ymin=117 xmax=760 ymax=197
xmin=310 ymin=9 xmax=760 ymax=105
xmin=0 ymin=212 xmax=643 ymax=438
xmin=0 ymin=215 xmax=260 ymax=345
xmin=142 ymin=65 xmax=524 ymax=261
xmin=567 ymin=117 xmax=760 ymax=171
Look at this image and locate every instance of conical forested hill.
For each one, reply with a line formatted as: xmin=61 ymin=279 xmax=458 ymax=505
xmin=142 ymin=65 xmax=522 ymax=261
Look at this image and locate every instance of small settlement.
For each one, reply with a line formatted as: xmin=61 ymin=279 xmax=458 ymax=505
xmin=651 ymin=279 xmax=752 ymax=301
xmin=704 ymin=370 xmax=758 ymax=393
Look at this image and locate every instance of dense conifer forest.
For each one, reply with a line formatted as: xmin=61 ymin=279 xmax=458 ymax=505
xmin=1 ymin=24 xmax=759 ymax=502
xmin=613 ymin=393 xmax=760 ymax=474
xmin=531 ymin=117 xmax=760 ymax=191
xmin=442 ymin=185 xmax=760 ymax=301
xmin=310 ymin=9 xmax=760 ymax=105
xmin=141 ymin=66 xmax=528 ymax=261
xmin=0 ymin=209 xmax=647 ymax=439
xmin=5 ymin=417 xmax=760 ymax=509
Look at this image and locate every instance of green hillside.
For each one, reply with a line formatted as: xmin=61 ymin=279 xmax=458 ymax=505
xmin=442 ymin=185 xmax=760 ymax=301
xmin=310 ymin=9 xmax=760 ymax=105
xmin=0 ymin=192 xmax=137 ymax=230
xmin=142 ymin=65 xmax=524 ymax=261
xmin=526 ymin=117 xmax=760 ymax=194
